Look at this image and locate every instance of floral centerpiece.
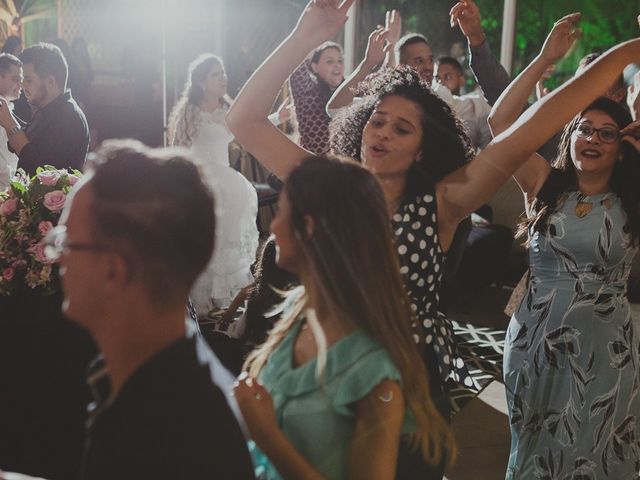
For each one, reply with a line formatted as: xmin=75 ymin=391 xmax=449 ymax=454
xmin=0 ymin=166 xmax=80 ymax=296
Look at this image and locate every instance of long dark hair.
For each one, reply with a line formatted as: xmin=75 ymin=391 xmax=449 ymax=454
xmin=245 ymin=156 xmax=456 ymax=465
xmin=518 ymin=97 xmax=640 ymax=245
xmin=330 ymin=66 xmax=473 ymax=198
xmin=310 ymin=41 xmax=343 ymax=94
xmin=169 ymin=54 xmax=228 ymax=145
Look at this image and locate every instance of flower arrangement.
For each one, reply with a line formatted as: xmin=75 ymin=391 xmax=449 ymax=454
xmin=0 ymin=166 xmax=81 ymax=296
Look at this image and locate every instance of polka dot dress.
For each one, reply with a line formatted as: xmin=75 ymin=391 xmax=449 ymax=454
xmin=392 ymin=190 xmax=476 ymax=390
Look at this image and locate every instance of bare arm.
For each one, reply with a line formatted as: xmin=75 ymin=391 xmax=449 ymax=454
xmin=227 ymin=0 xmax=355 ymax=179
xmin=327 ymin=27 xmax=386 ymax=112
xmin=437 ymin=36 xmax=640 ymax=228
xmin=487 ymin=13 xmax=580 ymax=198
xmin=347 ymin=380 xmax=405 ymax=479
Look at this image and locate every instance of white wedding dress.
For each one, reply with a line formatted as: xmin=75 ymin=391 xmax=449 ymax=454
xmin=173 ymin=104 xmax=259 ymax=315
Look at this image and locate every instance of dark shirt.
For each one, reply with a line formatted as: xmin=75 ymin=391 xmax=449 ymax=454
xmin=15 ymin=91 xmax=89 ymax=175
xmin=81 ymin=335 xmax=255 ymax=480
xmin=468 ymin=40 xmax=561 ymax=162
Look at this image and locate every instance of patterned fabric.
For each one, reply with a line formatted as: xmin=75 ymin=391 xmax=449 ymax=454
xmin=289 ymin=59 xmax=334 ymax=155
xmin=449 ymin=320 xmax=506 ymax=414
xmin=391 ymin=189 xmax=476 ymax=392
xmin=504 ymin=191 xmax=640 ymax=479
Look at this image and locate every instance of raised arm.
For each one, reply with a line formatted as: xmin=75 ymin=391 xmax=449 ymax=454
xmin=487 ymin=13 xmax=580 ymax=197
xmin=437 ymin=36 xmax=640 ymax=227
xmin=327 ymin=26 xmax=387 ymax=112
xmin=450 ymin=0 xmax=510 ymax=106
xmin=227 ymin=0 xmax=354 ymax=179
xmin=382 ymin=9 xmax=401 ymax=68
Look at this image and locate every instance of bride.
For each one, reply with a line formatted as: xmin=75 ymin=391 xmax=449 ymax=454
xmin=170 ymin=53 xmax=259 ymax=317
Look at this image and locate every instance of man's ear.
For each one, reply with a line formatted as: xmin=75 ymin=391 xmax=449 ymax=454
xmin=303 ymin=214 xmax=315 ymax=239
xmin=45 ymin=74 xmax=59 ymax=91
xmin=104 ymin=252 xmax=132 ymax=291
xmin=310 ymin=63 xmax=319 ymax=75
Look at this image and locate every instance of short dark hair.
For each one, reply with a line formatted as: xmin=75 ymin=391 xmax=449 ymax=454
xmin=85 ymin=139 xmax=216 ymax=306
xmin=396 ymin=33 xmax=429 ymax=64
xmin=435 ymin=56 xmax=463 ymax=76
xmin=578 ymin=52 xmax=624 ymax=91
xmin=0 ymin=53 xmax=21 ymax=74
xmin=20 ymin=42 xmax=68 ymax=89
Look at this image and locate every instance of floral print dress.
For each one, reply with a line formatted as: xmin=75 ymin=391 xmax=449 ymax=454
xmin=504 ymin=190 xmax=640 ymax=479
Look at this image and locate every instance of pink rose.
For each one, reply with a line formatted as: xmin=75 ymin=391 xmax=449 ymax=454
xmin=37 ymin=170 xmax=61 ymax=186
xmin=43 ymin=190 xmax=66 ymax=212
xmin=38 ymin=221 xmax=54 ymax=236
xmin=2 ymin=268 xmax=14 ymax=281
xmin=28 ymin=242 xmax=54 ymax=264
xmin=0 ymin=197 xmax=17 ymax=216
xmin=67 ymin=174 xmax=80 ymax=185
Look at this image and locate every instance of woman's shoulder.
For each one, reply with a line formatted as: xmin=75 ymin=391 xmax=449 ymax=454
xmin=326 ymin=332 xmax=402 ymax=414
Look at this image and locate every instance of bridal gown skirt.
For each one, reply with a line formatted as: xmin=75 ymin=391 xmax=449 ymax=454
xmin=191 ymin=162 xmax=259 ymax=316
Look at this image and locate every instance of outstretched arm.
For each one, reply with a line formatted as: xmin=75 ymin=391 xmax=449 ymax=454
xmin=382 ymin=9 xmax=401 ymax=68
xmin=227 ymin=0 xmax=354 ymax=180
xmin=450 ymin=0 xmax=510 ymax=106
xmin=437 ymin=36 xmax=640 ymax=228
xmin=327 ymin=26 xmax=387 ymax=112
xmin=487 ymin=13 xmax=581 ymax=198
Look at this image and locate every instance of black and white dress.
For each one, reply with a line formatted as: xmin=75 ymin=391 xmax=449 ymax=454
xmin=391 ymin=184 xmax=475 ymax=392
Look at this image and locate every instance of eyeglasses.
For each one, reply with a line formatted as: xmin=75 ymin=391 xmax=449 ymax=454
xmin=43 ymin=225 xmax=111 ymax=261
xmin=574 ymin=123 xmax=620 ymax=144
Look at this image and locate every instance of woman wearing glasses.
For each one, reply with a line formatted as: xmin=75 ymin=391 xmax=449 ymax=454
xmin=489 ymin=13 xmax=640 ymax=478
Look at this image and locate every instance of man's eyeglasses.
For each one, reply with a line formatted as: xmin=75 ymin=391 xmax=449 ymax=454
xmin=574 ymin=123 xmax=620 ymax=144
xmin=43 ymin=225 xmax=111 ymax=261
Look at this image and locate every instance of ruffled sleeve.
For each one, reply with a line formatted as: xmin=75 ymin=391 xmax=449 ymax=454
xmin=328 ymin=346 xmax=403 ymax=417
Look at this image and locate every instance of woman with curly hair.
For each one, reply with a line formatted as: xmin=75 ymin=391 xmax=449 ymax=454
xmin=228 ymin=0 xmax=640 ymax=475
xmin=170 ymin=54 xmax=258 ymax=317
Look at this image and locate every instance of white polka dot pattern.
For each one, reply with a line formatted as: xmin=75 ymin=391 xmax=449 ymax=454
xmin=391 ymin=187 xmax=472 ymax=388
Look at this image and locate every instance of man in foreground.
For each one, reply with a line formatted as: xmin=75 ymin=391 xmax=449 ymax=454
xmin=49 ymin=139 xmax=254 ymax=479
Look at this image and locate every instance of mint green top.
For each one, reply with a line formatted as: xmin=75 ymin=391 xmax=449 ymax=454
xmin=252 ymin=319 xmax=415 ymax=480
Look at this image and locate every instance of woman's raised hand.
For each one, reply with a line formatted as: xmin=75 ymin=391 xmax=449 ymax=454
xmin=385 ymin=9 xmax=402 ymax=46
xmin=364 ymin=26 xmax=388 ymax=68
xmin=540 ymin=12 xmax=581 ymax=64
xmin=293 ymin=0 xmax=355 ymax=48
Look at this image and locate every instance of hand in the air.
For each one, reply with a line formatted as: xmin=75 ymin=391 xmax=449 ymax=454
xmin=540 ymin=12 xmax=581 ymax=64
xmin=293 ymin=0 xmax=355 ymax=48
xmin=450 ymin=0 xmax=484 ymax=47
